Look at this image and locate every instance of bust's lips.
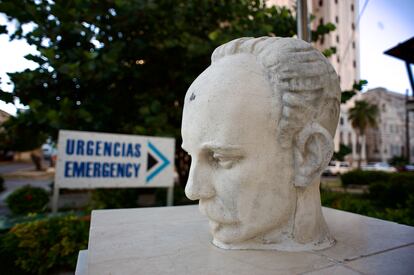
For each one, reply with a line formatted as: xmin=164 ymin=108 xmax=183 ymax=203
xmin=199 ymin=198 xmax=239 ymax=225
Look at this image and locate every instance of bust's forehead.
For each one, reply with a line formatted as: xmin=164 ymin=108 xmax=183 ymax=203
xmin=181 ymin=54 xmax=282 ymax=150
xmin=184 ymin=53 xmax=270 ymax=103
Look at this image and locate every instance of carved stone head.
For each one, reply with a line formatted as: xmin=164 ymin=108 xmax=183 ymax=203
xmin=181 ymin=37 xmax=340 ymax=251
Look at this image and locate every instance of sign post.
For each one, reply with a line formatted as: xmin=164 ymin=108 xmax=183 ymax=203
xmin=53 ymin=130 xmax=175 ymax=213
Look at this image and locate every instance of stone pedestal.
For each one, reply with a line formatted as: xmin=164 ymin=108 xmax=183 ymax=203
xmin=77 ymin=205 xmax=414 ymax=275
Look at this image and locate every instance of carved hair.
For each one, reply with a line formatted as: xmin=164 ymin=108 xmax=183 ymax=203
xmin=211 ymin=37 xmax=341 ymax=148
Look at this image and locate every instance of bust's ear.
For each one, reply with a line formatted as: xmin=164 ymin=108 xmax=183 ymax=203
xmin=293 ymin=122 xmax=334 ymax=187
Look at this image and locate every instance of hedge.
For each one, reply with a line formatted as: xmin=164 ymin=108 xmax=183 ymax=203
xmin=6 ymin=185 xmax=49 ymax=215
xmin=340 ymin=170 xmax=391 ymax=186
xmin=340 ymin=170 xmax=414 ymax=187
xmin=0 ymin=214 xmax=89 ymax=275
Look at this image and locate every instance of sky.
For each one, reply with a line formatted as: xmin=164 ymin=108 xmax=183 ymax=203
xmin=0 ymin=15 xmax=37 ymax=115
xmin=358 ymin=0 xmax=414 ymax=93
xmin=0 ymin=0 xmax=413 ymax=115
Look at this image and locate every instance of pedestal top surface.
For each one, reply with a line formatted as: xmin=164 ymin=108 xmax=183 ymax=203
xmin=86 ymin=205 xmax=414 ymax=275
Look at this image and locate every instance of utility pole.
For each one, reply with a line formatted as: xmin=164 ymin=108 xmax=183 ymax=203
xmin=406 ymin=89 xmax=410 ymax=163
xmin=297 ymin=0 xmax=311 ymax=42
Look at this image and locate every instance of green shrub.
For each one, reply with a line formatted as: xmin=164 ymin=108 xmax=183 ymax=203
xmin=369 ymin=176 xmax=414 ymax=208
xmin=6 ymin=185 xmax=49 ymax=215
xmin=389 ymin=172 xmax=414 ymax=185
xmin=321 ymin=189 xmax=414 ymax=226
xmin=0 ymin=175 xmax=4 ymax=193
xmin=90 ymin=188 xmax=140 ymax=209
xmin=0 ymin=214 xmax=89 ymax=275
xmin=321 ymin=190 xmax=375 ymax=215
xmin=340 ymin=170 xmax=391 ymax=187
xmin=341 ymin=170 xmax=414 ymax=188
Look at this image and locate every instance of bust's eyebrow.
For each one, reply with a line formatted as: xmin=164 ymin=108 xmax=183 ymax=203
xmin=201 ymin=143 xmax=244 ymax=155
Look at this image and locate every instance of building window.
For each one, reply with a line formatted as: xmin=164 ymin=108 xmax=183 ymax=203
xmin=352 ymin=41 xmax=356 ymax=49
xmin=340 ymin=132 xmax=344 ymax=144
xmin=319 ymin=0 xmax=323 ymax=7
xmin=340 ymin=117 xmax=344 ymax=125
xmin=335 ymin=0 xmax=338 ymax=4
xmin=336 ymin=35 xmax=339 ymax=43
xmin=352 ymin=23 xmax=355 ymax=30
xmin=353 ymin=60 xmax=356 ymax=68
xmin=319 ymin=18 xmax=324 ymax=26
xmin=374 ymin=143 xmax=379 ymax=153
xmin=335 ymin=16 xmax=339 ymax=23
xmin=351 ymin=4 xmax=354 ymax=11
xmin=337 ymin=56 xmax=340 ymax=63
xmin=338 ymin=75 xmax=341 ymax=83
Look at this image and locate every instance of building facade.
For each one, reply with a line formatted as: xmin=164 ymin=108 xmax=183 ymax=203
xmin=266 ymin=1 xmax=414 ymax=164
xmin=334 ymin=88 xmax=414 ymax=165
xmin=361 ymin=88 xmax=414 ymax=163
xmin=310 ymin=0 xmax=360 ymax=91
xmin=334 ymin=92 xmax=363 ymax=166
xmin=267 ymin=0 xmax=360 ymax=90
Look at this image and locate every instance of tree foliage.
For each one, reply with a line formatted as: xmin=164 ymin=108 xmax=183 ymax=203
xmin=333 ymin=143 xmax=352 ymax=161
xmin=0 ymin=0 xmax=335 ymax=181
xmin=348 ymin=100 xmax=379 ymax=168
xmin=0 ymin=0 xmax=298 ymax=145
xmin=341 ymin=79 xmax=368 ymax=103
xmin=348 ymin=100 xmax=379 ymax=136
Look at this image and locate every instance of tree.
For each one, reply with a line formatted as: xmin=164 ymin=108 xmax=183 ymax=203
xmin=341 ymin=79 xmax=368 ymax=104
xmin=0 ymin=0 xmax=334 ymax=183
xmin=333 ymin=143 xmax=352 ymax=161
xmin=348 ymin=100 xmax=379 ymax=168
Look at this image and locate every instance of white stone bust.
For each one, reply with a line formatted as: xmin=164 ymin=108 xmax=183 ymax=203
xmin=181 ymin=37 xmax=340 ymax=251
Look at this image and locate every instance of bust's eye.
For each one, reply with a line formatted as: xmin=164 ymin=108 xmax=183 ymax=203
xmin=211 ymin=153 xmax=239 ymax=169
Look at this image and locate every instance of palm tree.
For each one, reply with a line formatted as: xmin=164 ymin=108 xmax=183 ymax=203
xmin=348 ymin=100 xmax=379 ymax=168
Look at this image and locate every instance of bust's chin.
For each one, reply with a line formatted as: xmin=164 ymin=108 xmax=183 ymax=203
xmin=209 ymin=216 xmax=335 ymax=252
xmin=208 ymin=180 xmax=335 ymax=251
xmin=212 ymin=234 xmax=335 ymax=252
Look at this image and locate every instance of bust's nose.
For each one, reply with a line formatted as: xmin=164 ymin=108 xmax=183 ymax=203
xmin=185 ymin=158 xmax=216 ymax=200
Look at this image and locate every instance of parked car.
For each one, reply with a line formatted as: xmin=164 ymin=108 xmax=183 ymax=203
xmin=323 ymin=161 xmax=352 ymax=176
xmin=403 ymin=164 xmax=414 ymax=172
xmin=361 ymin=162 xmax=397 ymax=173
xmin=0 ymin=150 xmax=14 ymax=161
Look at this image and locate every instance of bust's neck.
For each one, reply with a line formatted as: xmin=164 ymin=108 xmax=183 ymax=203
xmin=212 ymin=178 xmax=334 ymax=251
xmin=292 ymin=178 xmax=333 ymax=248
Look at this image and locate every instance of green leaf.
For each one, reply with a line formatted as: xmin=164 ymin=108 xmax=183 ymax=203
xmin=208 ymin=30 xmax=220 ymax=41
xmin=0 ymin=25 xmax=7 ymax=34
xmin=0 ymin=91 xmax=14 ymax=103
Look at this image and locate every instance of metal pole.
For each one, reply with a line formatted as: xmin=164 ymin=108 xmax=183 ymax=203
xmin=52 ymin=182 xmax=59 ymax=214
xmin=297 ymin=0 xmax=311 ymax=42
xmin=406 ymin=62 xmax=414 ymax=163
xmin=406 ymin=62 xmax=414 ymax=97
xmin=406 ymin=89 xmax=411 ymax=164
xmin=166 ymin=186 xmax=174 ymax=206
